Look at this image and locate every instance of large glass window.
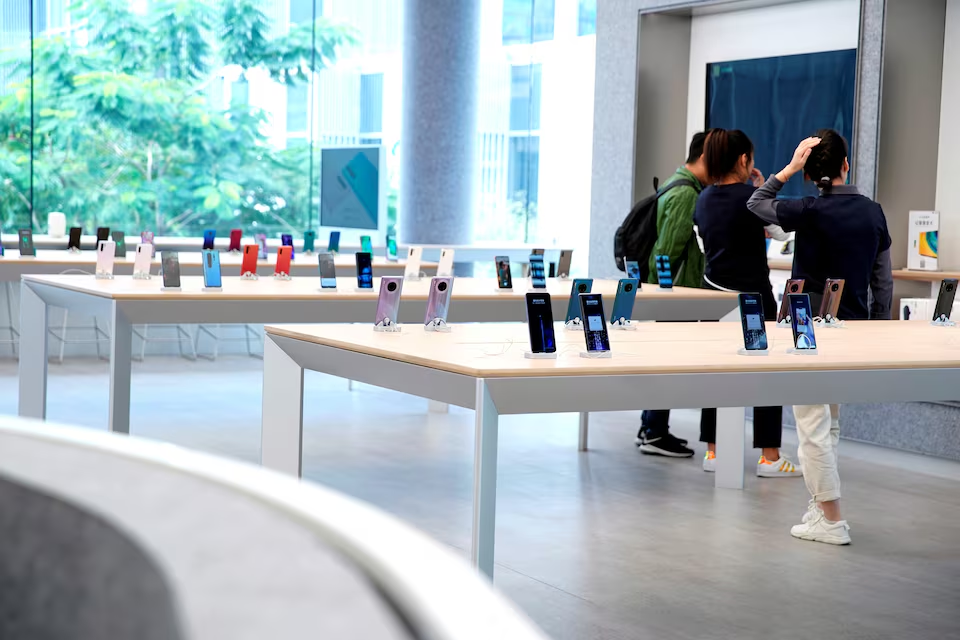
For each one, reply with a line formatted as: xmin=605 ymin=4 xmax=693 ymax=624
xmin=502 ymin=0 xmax=556 ymax=46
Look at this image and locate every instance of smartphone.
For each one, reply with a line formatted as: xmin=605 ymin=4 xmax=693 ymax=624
xmin=777 ymin=279 xmax=805 ymax=323
xmin=241 ymin=244 xmax=258 ymax=275
xmin=202 ymin=229 xmax=216 ymax=251
xmin=819 ymin=279 xmax=845 ymax=321
xmin=96 ymin=240 xmax=116 ymax=275
xmin=738 ymin=293 xmax=768 ymax=351
xmin=356 ymin=251 xmax=374 ymax=289
xmin=275 ymin=245 xmax=293 ymax=276
xmin=933 ymin=278 xmax=958 ymax=322
xmin=360 ymin=235 xmax=373 ymax=256
xmin=111 ymin=230 xmax=125 ymax=257
xmin=327 ymin=230 xmax=341 ymax=254
xmin=140 ymin=231 xmax=155 ymax=256
xmin=303 ymin=230 xmax=316 ymax=253
xmin=161 ymin=251 xmax=181 ymax=288
xmin=557 ymin=250 xmax=573 ymax=278
xmin=565 ymin=278 xmax=593 ymax=323
xmin=202 ymin=249 xmax=222 ymax=288
xmin=18 ymin=229 xmax=35 ymax=256
xmin=532 ymin=248 xmax=545 ymax=256
xmin=548 ymin=262 xmax=557 ymax=278
xmin=655 ymin=255 xmax=672 ymax=289
xmin=624 ymin=260 xmax=641 ymax=281
xmin=525 ymin=292 xmax=557 ymax=354
xmin=404 ymin=246 xmax=422 ymax=279
xmin=610 ymin=278 xmax=640 ymax=323
xmin=96 ymin=227 xmax=111 ymax=244
xmin=437 ymin=248 xmax=455 ymax=277
xmin=228 ymin=229 xmax=243 ymax=252
xmin=386 ymin=234 xmax=398 ymax=261
xmin=319 ymin=252 xmax=337 ymax=288
xmin=68 ymin=226 xmax=82 ymax=250
xmin=376 ymin=277 xmax=404 ymax=326
xmin=495 ymin=256 xmax=513 ymax=289
xmin=133 ymin=243 xmax=152 ymax=274
xmin=788 ymin=294 xmax=818 ymax=351
xmin=281 ymin=233 xmax=294 ymax=260
xmin=579 ymin=293 xmax=611 ymax=353
xmin=425 ymin=277 xmax=453 ymax=325
xmin=255 ymin=233 xmax=268 ymax=260
xmin=529 ymin=255 xmax=547 ymax=289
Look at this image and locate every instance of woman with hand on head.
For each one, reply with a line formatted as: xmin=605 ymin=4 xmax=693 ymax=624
xmin=748 ymin=130 xmax=893 ymax=545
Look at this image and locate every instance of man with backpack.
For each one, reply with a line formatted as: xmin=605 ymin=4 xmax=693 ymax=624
xmin=635 ymin=131 xmax=710 ymax=457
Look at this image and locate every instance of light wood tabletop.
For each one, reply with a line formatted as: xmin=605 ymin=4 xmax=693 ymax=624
xmin=892 ymin=269 xmax=960 ymax=283
xmin=264 ymin=320 xmax=960 ymax=378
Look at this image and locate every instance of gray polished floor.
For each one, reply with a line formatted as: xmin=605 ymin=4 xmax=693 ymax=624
xmin=1 ymin=356 xmax=959 ymax=640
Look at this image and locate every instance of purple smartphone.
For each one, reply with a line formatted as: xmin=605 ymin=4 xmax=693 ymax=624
xmin=375 ymin=277 xmax=404 ymax=326
xmin=425 ymin=277 xmax=453 ymax=325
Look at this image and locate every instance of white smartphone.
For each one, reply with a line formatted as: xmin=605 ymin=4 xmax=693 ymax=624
xmin=436 ymin=248 xmax=455 ymax=277
xmin=96 ymin=241 xmax=116 ymax=275
xmin=133 ymin=243 xmax=152 ymax=274
xmin=404 ymin=246 xmax=423 ymax=279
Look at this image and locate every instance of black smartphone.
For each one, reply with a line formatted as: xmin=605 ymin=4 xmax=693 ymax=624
xmin=777 ymin=279 xmax=804 ymax=323
xmin=738 ymin=293 xmax=768 ymax=351
xmin=111 ymin=230 xmax=126 ymax=257
xmin=68 ymin=226 xmax=82 ymax=250
xmin=525 ymin=292 xmax=557 ymax=354
xmin=788 ymin=293 xmax=817 ymax=351
xmin=355 ymin=251 xmax=373 ymax=289
xmin=933 ymin=278 xmax=958 ymax=322
xmin=96 ymin=227 xmax=110 ymax=244
xmin=161 ymin=251 xmax=181 ymax=289
xmin=495 ymin=256 xmax=513 ymax=289
xmin=319 ymin=252 xmax=337 ymax=288
xmin=548 ymin=262 xmax=557 ymax=278
xmin=18 ymin=229 xmax=35 ymax=256
xmin=529 ymin=255 xmax=547 ymax=289
xmin=579 ymin=293 xmax=610 ymax=353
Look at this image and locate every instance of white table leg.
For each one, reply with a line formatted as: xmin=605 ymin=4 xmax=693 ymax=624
xmin=578 ymin=412 xmax=589 ymax=451
xmin=472 ymin=379 xmax=499 ymax=579
xmin=108 ymin=302 xmax=133 ymax=434
xmin=428 ymin=400 xmax=450 ymax=413
xmin=18 ymin=282 xmax=48 ymax=420
xmin=715 ymin=406 xmax=746 ymax=489
xmin=261 ymin=335 xmax=305 ymax=477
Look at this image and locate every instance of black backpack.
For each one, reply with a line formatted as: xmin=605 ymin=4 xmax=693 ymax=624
xmin=613 ymin=177 xmax=697 ymax=279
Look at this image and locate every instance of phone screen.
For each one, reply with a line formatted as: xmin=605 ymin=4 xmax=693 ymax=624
xmin=530 ymin=255 xmax=547 ymax=289
xmin=525 ymin=292 xmax=557 ymax=353
xmin=68 ymin=227 xmax=82 ymax=249
xmin=611 ymin=279 xmax=639 ymax=323
xmin=655 ymin=255 xmax=672 ymax=289
xmin=97 ymin=227 xmax=110 ymax=243
xmin=496 ymin=256 xmax=512 ymax=289
xmin=356 ymin=252 xmax=373 ymax=288
xmin=161 ymin=251 xmax=181 ymax=288
xmin=112 ymin=231 xmax=125 ymax=257
xmin=425 ymin=277 xmax=453 ymax=324
xmin=140 ymin=231 xmax=154 ymax=255
xmin=738 ymin=293 xmax=768 ymax=350
xmin=789 ymin=294 xmax=817 ymax=350
xmin=625 ymin=260 xmax=641 ymax=280
xmin=386 ymin=236 xmax=398 ymax=260
xmin=934 ymin=279 xmax=958 ymax=321
xmin=19 ymin=229 xmax=35 ymax=256
xmin=376 ymin=277 xmax=404 ymax=326
xmin=777 ymin=280 xmax=804 ymax=323
xmin=360 ymin=235 xmax=373 ymax=255
xmin=319 ymin=253 xmax=337 ymax=288
xmin=203 ymin=249 xmax=222 ymax=288
xmin=203 ymin=229 xmax=216 ymax=251
xmin=579 ymin=293 xmax=610 ymax=352
xmin=328 ymin=231 xmax=341 ymax=253
xmin=565 ymin=279 xmax=593 ymax=323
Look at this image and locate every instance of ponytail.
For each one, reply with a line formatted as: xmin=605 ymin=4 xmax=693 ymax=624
xmin=703 ymin=129 xmax=754 ymax=183
xmin=804 ymin=129 xmax=849 ymax=190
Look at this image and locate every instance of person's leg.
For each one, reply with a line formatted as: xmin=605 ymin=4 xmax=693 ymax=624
xmin=791 ymin=404 xmax=849 ymax=544
xmin=638 ymin=410 xmax=694 ymax=458
xmin=640 ymin=410 xmax=670 ymax=439
xmin=754 ymin=406 xmax=801 ymax=477
xmin=700 ymin=408 xmax=717 ymax=471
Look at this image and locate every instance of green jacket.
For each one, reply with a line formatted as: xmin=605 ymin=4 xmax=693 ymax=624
xmin=646 ymin=167 xmax=704 ymax=288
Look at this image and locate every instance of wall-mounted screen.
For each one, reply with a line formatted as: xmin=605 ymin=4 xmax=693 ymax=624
xmin=320 ymin=147 xmax=381 ymax=230
xmin=706 ymin=49 xmax=857 ymax=198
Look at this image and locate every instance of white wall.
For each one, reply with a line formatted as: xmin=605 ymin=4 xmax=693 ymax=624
xmin=935 ymin=0 xmax=960 ymax=270
xmin=686 ymin=0 xmax=861 ymax=146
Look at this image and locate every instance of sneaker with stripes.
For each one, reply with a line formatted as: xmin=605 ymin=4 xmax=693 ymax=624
xmin=756 ymin=455 xmax=802 ymax=478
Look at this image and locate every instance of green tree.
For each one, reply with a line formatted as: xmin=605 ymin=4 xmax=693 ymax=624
xmin=0 ymin=0 xmax=356 ymax=236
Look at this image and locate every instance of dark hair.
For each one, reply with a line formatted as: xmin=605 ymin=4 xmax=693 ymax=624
xmin=804 ymin=129 xmax=849 ymax=190
xmin=703 ymin=129 xmax=754 ymax=182
xmin=686 ymin=130 xmax=711 ymax=164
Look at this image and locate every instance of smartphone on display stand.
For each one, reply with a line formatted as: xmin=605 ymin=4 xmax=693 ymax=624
xmin=202 ymin=229 xmax=216 ymax=251
xmin=777 ymin=279 xmax=804 ymax=324
xmin=525 ymin=292 xmax=557 ymax=355
xmin=160 ymin=251 xmax=181 ymax=289
xmin=819 ymin=279 xmax=845 ymax=321
xmin=557 ymin=250 xmax=573 ymax=279
xmin=624 ymin=260 xmax=641 ymax=282
xmin=303 ymin=230 xmax=316 ymax=254
xmin=437 ymin=248 xmax=455 ymax=277
xmin=275 ymin=245 xmax=292 ymax=277
xmin=375 ymin=277 xmax=404 ymax=328
xmin=319 ymin=252 xmax=338 ymax=289
xmin=68 ymin=226 xmax=82 ymax=251
xmin=610 ymin=279 xmax=640 ymax=325
xmin=111 ymin=231 xmax=126 ymax=257
xmin=933 ymin=278 xmax=958 ymax=323
xmin=228 ymin=229 xmax=242 ymax=253
xmin=96 ymin=227 xmax=111 ymax=245
xmin=495 ymin=256 xmax=513 ymax=289
xmin=738 ymin=293 xmax=768 ymax=352
xmin=579 ymin=293 xmax=611 ymax=355
xmin=356 ymin=252 xmax=374 ymax=289
xmin=241 ymin=244 xmax=258 ymax=277
xmin=140 ymin=231 xmax=155 ymax=256
xmin=788 ymin=294 xmax=818 ymax=352
xmin=281 ymin=233 xmax=295 ymax=260
xmin=425 ymin=277 xmax=453 ymax=328
xmin=202 ymin=249 xmax=222 ymax=289
xmin=529 ymin=255 xmax=547 ymax=289
xmin=96 ymin=241 xmax=116 ymax=276
xmin=404 ymin=246 xmax=423 ymax=280
xmin=565 ymin=278 xmax=593 ymax=324
xmin=133 ymin=244 xmax=152 ymax=276
xmin=255 ymin=233 xmax=268 ymax=260
xmin=327 ymin=231 xmax=341 ymax=254
xmin=548 ymin=262 xmax=557 ymax=278
xmin=360 ymin=235 xmax=373 ymax=256
xmin=18 ymin=229 xmax=36 ymax=257
xmin=654 ymin=255 xmax=673 ymax=289
xmin=386 ymin=234 xmax=398 ymax=261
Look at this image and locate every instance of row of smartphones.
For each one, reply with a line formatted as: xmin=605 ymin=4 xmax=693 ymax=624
xmin=620 ymin=256 xmax=673 ymax=289
xmin=740 ymin=292 xmax=818 ymax=352
xmin=373 ymin=277 xmax=454 ymax=327
xmin=495 ymin=250 xmax=576 ymax=290
xmin=776 ymin=278 xmax=844 ymax=323
xmin=524 ymin=292 xmax=614 ymax=355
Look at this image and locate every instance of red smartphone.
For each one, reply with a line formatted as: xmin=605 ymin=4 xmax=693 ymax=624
xmin=241 ymin=244 xmax=258 ymax=276
xmin=275 ymin=245 xmax=292 ymax=276
xmin=228 ymin=229 xmax=242 ymax=252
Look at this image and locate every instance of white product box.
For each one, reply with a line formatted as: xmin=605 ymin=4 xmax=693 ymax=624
xmin=907 ymin=210 xmax=939 ymax=271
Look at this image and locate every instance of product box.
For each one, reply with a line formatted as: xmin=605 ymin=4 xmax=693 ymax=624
xmin=908 ymin=210 xmax=939 ymax=271
xmin=900 ymin=297 xmax=960 ymax=322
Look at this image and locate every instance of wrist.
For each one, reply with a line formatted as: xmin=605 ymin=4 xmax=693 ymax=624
xmin=776 ymin=167 xmax=797 ymax=182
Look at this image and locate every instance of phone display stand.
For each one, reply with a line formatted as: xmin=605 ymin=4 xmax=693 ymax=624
xmin=425 ymin=318 xmax=452 ymax=333
xmin=610 ymin=318 xmax=637 ymax=331
xmin=737 ymin=348 xmax=769 ymax=356
xmin=404 ymin=271 xmax=426 ymax=282
xmin=374 ymin=319 xmax=401 ymax=333
xmin=95 ymin=271 xmax=115 ymax=280
xmin=786 ymin=347 xmax=819 ymax=356
xmin=161 ymin=286 xmax=181 ymax=292
xmin=564 ymin=318 xmax=584 ymax=331
xmin=815 ymin=316 xmax=845 ymax=328
xmin=319 ymin=286 xmax=338 ymax=292
xmin=273 ymin=272 xmax=292 ymax=281
xmin=525 ymin=351 xmax=557 ymax=360
xmin=495 ymin=287 xmax=513 ymax=293
xmin=302 ymin=250 xmax=315 ymax=257
xmin=68 ymin=247 xmax=81 ymax=254
xmin=202 ymin=286 xmax=222 ymax=293
xmin=776 ymin=318 xmax=792 ymax=329
xmin=657 ymin=286 xmax=674 ymax=293
xmin=229 ymin=249 xmax=241 ymax=255
xmin=132 ymin=271 xmax=151 ymax=280
xmin=931 ymin=316 xmax=956 ymax=327
xmin=557 ymin=274 xmax=570 ymax=281
xmin=355 ymin=286 xmax=375 ymax=293
xmin=579 ymin=350 xmax=612 ymax=359
xmin=240 ymin=271 xmax=259 ymax=281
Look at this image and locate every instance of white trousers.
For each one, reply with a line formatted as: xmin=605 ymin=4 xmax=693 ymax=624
xmin=794 ymin=404 xmax=841 ymax=502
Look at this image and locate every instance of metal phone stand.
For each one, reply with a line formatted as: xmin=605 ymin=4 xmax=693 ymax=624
xmin=580 ymin=350 xmax=612 ymax=359
xmin=273 ymin=272 xmax=292 ymax=281
xmin=405 ymin=271 xmax=426 ymax=282
xmin=95 ymin=271 xmax=114 ymax=280
xmin=737 ymin=348 xmax=768 ymax=356
xmin=564 ymin=318 xmax=583 ymax=331
xmin=525 ymin=351 xmax=557 ymax=359
xmin=374 ymin=318 xmax=402 ymax=333
xmin=815 ymin=315 xmax=845 ymax=328
xmin=132 ymin=270 xmax=151 ymax=280
xmin=68 ymin=247 xmax=81 ymax=254
xmin=425 ymin=318 xmax=451 ymax=333
xmin=787 ymin=347 xmax=819 ymax=355
xmin=202 ymin=287 xmax=222 ymax=293
xmin=657 ymin=286 xmax=674 ymax=293
xmin=495 ymin=287 xmax=513 ymax=293
xmin=610 ymin=317 xmax=637 ymax=331
xmin=161 ymin=286 xmax=181 ymax=292
xmin=240 ymin=271 xmax=259 ymax=281
xmin=931 ymin=315 xmax=956 ymax=327
xmin=776 ymin=318 xmax=792 ymax=329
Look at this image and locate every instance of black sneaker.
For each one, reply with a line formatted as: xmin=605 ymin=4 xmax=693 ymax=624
xmin=638 ymin=432 xmax=694 ymax=458
xmin=635 ymin=430 xmax=688 ymax=447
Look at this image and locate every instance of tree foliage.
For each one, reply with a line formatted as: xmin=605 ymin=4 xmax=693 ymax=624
xmin=0 ymin=0 xmax=356 ymax=235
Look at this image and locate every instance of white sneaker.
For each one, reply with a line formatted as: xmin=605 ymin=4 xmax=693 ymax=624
xmin=791 ymin=512 xmax=851 ymax=545
xmin=757 ymin=455 xmax=802 ymax=478
xmin=802 ymin=499 xmax=823 ymax=524
xmin=702 ymin=451 xmax=716 ymax=472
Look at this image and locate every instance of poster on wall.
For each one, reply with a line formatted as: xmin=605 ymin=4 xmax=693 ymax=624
xmin=908 ymin=210 xmax=939 ymax=271
xmin=320 ymin=147 xmax=381 ymax=231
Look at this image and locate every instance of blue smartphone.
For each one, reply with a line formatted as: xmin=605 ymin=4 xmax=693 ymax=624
xmin=203 ymin=229 xmax=216 ymax=251
xmin=788 ymin=294 xmax=818 ymax=350
xmin=356 ymin=251 xmax=373 ymax=289
xmin=610 ymin=278 xmax=640 ymax=323
xmin=565 ymin=278 xmax=593 ymax=323
xmin=738 ymin=293 xmax=767 ymax=351
xmin=386 ymin=234 xmax=398 ymax=261
xmin=303 ymin=230 xmax=316 ymax=253
xmin=360 ymin=235 xmax=373 ymax=255
xmin=328 ymin=231 xmax=341 ymax=254
xmin=529 ymin=255 xmax=547 ymax=289
xmin=202 ymin=249 xmax=222 ymax=288
xmin=625 ymin=260 xmax=641 ymax=280
xmin=281 ymin=233 xmax=294 ymax=260
xmin=579 ymin=293 xmax=610 ymax=353
xmin=319 ymin=252 xmax=337 ymax=288
xmin=655 ymin=255 xmax=673 ymax=289
xmin=525 ymin=292 xmax=557 ymax=353
xmin=425 ymin=277 xmax=453 ymax=325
